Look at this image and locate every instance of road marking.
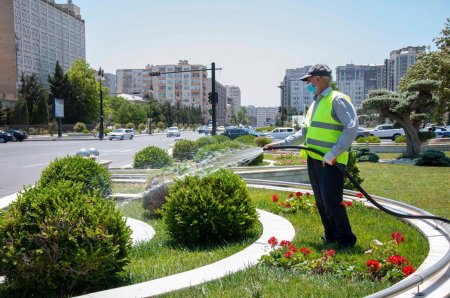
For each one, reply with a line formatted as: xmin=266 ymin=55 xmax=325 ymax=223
xmin=22 ymin=163 xmax=49 ymax=168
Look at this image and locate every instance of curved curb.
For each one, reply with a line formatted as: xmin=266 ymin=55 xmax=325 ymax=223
xmin=125 ymin=217 xmax=155 ymax=245
xmin=76 ymin=209 xmax=295 ymax=298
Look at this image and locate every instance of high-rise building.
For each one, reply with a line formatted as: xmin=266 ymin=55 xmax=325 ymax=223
xmin=245 ymin=105 xmax=277 ymax=127
xmin=390 ymin=46 xmax=426 ymax=91
xmin=225 ymin=85 xmax=241 ymax=116
xmin=336 ymin=64 xmax=384 ymax=107
xmin=0 ymin=0 xmax=85 ymax=107
xmin=103 ymin=73 xmax=116 ymax=96
xmin=280 ymin=67 xmax=313 ymax=114
xmin=116 ymin=69 xmax=144 ymax=95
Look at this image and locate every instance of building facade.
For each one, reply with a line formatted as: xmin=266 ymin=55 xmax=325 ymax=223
xmin=280 ymin=67 xmax=313 ymax=115
xmin=225 ymin=85 xmax=241 ymax=116
xmin=245 ymin=105 xmax=277 ymax=127
xmin=389 ymin=46 xmax=426 ymax=91
xmin=116 ymin=69 xmax=144 ymax=95
xmin=206 ymin=79 xmax=227 ymax=126
xmin=0 ymin=0 xmax=85 ymax=106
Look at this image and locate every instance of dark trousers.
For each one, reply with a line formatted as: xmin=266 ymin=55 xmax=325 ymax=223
xmin=307 ymin=157 xmax=356 ymax=246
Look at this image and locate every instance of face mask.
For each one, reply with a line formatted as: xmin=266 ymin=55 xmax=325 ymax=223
xmin=306 ymin=83 xmax=317 ymax=95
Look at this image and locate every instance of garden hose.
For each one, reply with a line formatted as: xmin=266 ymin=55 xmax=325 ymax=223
xmin=264 ymin=145 xmax=450 ymax=224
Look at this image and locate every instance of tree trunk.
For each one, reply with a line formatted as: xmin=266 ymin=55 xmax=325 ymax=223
xmin=398 ymin=117 xmax=421 ymax=157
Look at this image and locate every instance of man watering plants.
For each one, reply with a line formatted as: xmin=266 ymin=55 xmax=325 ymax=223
xmin=264 ymin=64 xmax=358 ymax=249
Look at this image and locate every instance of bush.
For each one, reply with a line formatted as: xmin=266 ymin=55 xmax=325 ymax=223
xmin=416 ymin=149 xmax=450 ymax=167
xmin=235 ymin=135 xmax=256 ymax=145
xmin=418 ymin=131 xmax=436 ymax=142
xmin=82 ymin=129 xmax=90 ymax=134
xmin=248 ymin=153 xmax=264 ymax=166
xmin=196 ymin=136 xmax=217 ymax=148
xmin=344 ymin=149 xmax=364 ymax=190
xmin=394 ymin=135 xmax=406 ymax=143
xmin=0 ymin=181 xmax=132 ymax=296
xmin=356 ymin=136 xmax=381 ymax=143
xmin=39 ymin=155 xmax=112 ymax=197
xmin=253 ymin=136 xmax=272 ymax=147
xmin=138 ymin=123 xmax=146 ymax=132
xmin=114 ymin=123 xmax=121 ymax=129
xmin=162 ymin=169 xmax=258 ymax=245
xmin=126 ymin=122 xmax=135 ymax=129
xmin=173 ymin=139 xmax=198 ymax=160
xmin=193 ymin=141 xmax=242 ymax=162
xmin=134 ymin=145 xmax=173 ymax=168
xmin=73 ymin=122 xmax=86 ymax=132
xmin=352 ymin=147 xmax=379 ymax=162
xmin=211 ymin=135 xmax=229 ymax=143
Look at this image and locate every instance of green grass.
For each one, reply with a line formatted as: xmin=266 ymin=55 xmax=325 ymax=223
xmin=377 ymin=151 xmax=450 ymax=160
xmin=358 ymin=163 xmax=450 ymax=219
xmin=160 ymin=188 xmax=428 ymax=297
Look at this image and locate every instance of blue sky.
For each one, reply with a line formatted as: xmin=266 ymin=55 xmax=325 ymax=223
xmin=74 ymin=0 xmax=449 ymax=106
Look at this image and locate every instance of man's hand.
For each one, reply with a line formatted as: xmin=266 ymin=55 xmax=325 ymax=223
xmin=322 ymin=151 xmax=336 ymax=166
xmin=263 ymin=142 xmax=277 ymax=151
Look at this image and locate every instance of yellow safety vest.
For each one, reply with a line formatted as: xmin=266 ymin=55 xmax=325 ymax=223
xmin=300 ymin=90 xmax=351 ymax=165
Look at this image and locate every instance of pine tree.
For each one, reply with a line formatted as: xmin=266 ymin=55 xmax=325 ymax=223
xmin=11 ymin=97 xmax=29 ymax=125
xmin=48 ymin=61 xmax=70 ymax=119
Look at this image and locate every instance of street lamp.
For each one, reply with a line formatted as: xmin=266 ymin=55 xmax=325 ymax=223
xmin=98 ymin=67 xmax=104 ymax=140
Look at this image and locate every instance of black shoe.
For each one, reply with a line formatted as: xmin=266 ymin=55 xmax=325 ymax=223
xmin=321 ymin=236 xmax=336 ymax=244
xmin=337 ymin=242 xmax=355 ymax=250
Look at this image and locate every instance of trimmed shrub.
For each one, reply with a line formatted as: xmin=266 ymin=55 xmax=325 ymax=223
xmin=196 ymin=136 xmax=217 ymax=148
xmin=211 ymin=135 xmax=229 ymax=143
xmin=416 ymin=149 xmax=450 ymax=167
xmin=134 ymin=145 xmax=173 ymax=168
xmin=418 ymin=131 xmax=436 ymax=142
xmin=394 ymin=135 xmax=406 ymax=143
xmin=126 ymin=122 xmax=135 ymax=129
xmin=344 ymin=149 xmax=364 ymax=190
xmin=253 ymin=136 xmax=272 ymax=147
xmin=82 ymin=129 xmax=90 ymax=133
xmin=138 ymin=123 xmax=146 ymax=132
xmin=73 ymin=122 xmax=86 ymax=132
xmin=0 ymin=181 xmax=132 ymax=296
xmin=39 ymin=155 xmax=112 ymax=197
xmin=356 ymin=136 xmax=381 ymax=143
xmin=162 ymin=169 xmax=258 ymax=245
xmin=114 ymin=123 xmax=121 ymax=129
xmin=352 ymin=147 xmax=380 ymax=162
xmin=173 ymin=139 xmax=198 ymax=160
xmin=235 ymin=135 xmax=256 ymax=145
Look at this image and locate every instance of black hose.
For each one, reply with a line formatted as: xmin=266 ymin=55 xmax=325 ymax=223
xmin=265 ymin=145 xmax=450 ymax=224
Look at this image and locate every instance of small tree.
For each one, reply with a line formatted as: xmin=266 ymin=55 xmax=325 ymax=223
xmin=11 ymin=98 xmax=29 ymax=125
xmin=362 ymin=80 xmax=439 ymax=157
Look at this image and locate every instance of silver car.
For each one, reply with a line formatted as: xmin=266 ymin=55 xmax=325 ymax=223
xmin=108 ymin=128 xmax=134 ymax=140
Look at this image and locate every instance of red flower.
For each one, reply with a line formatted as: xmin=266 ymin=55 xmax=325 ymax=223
xmin=391 ymin=231 xmax=405 ymax=245
xmin=285 ymin=251 xmax=294 ymax=259
xmin=280 ymin=202 xmax=285 ymax=207
xmin=356 ymin=192 xmax=363 ymax=198
xmin=402 ymin=265 xmax=415 ymax=276
xmin=289 ymin=245 xmax=297 ymax=252
xmin=323 ymin=249 xmax=335 ymax=258
xmin=387 ymin=255 xmax=409 ymax=266
xmin=346 ymin=201 xmax=353 ymax=207
xmin=296 ymin=191 xmax=302 ymax=197
xmin=280 ymin=240 xmax=291 ymax=247
xmin=286 ymin=203 xmax=292 ymax=208
xmin=272 ymin=194 xmax=279 ymax=203
xmin=288 ymin=193 xmax=294 ymax=198
xmin=366 ymin=259 xmax=380 ymax=271
xmin=306 ymin=192 xmax=311 ymax=196
xmin=300 ymin=247 xmax=311 ymax=255
xmin=268 ymin=236 xmax=278 ymax=247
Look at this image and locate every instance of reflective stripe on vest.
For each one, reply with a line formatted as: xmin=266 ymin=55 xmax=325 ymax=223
xmin=302 ymin=90 xmax=351 ymax=165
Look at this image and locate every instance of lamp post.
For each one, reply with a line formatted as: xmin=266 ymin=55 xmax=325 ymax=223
xmin=277 ymin=84 xmax=285 ymax=126
xmin=98 ymin=67 xmax=104 ymax=140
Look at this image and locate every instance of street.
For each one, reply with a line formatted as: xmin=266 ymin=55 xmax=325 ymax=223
xmin=0 ymin=131 xmax=202 ymax=198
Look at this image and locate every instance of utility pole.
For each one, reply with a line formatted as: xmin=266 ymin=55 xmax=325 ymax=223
xmin=98 ymin=67 xmax=104 ymax=140
xmin=211 ymin=62 xmax=217 ymax=136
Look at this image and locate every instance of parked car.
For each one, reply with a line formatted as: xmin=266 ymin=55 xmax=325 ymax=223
xmin=355 ymin=127 xmax=371 ymax=140
xmin=167 ymin=127 xmax=181 ymax=137
xmin=370 ymin=124 xmax=405 ymax=141
xmin=108 ymin=128 xmax=134 ymax=140
xmin=222 ymin=128 xmax=249 ymax=140
xmin=267 ymin=127 xmax=296 ymax=140
xmin=4 ymin=129 xmax=28 ymax=142
xmin=198 ymin=125 xmax=207 ymax=134
xmin=426 ymin=126 xmax=450 ymax=138
xmin=242 ymin=128 xmax=271 ymax=138
xmin=0 ymin=131 xmax=13 ymax=143
xmin=217 ymin=126 xmax=226 ymax=132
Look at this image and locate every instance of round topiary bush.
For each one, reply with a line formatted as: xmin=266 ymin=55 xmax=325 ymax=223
xmin=134 ymin=145 xmax=173 ymax=168
xmin=39 ymin=155 xmax=112 ymax=198
xmin=126 ymin=122 xmax=135 ymax=129
xmin=235 ymin=135 xmax=256 ymax=145
xmin=73 ymin=122 xmax=86 ymax=132
xmin=196 ymin=136 xmax=217 ymax=148
xmin=138 ymin=123 xmax=146 ymax=132
xmin=173 ymin=139 xmax=198 ymax=160
xmin=0 ymin=181 xmax=132 ymax=296
xmin=352 ymin=147 xmax=380 ymax=162
xmin=356 ymin=136 xmax=381 ymax=143
xmin=394 ymin=135 xmax=406 ymax=143
xmin=418 ymin=131 xmax=436 ymax=142
xmin=253 ymin=136 xmax=272 ymax=147
xmin=416 ymin=149 xmax=450 ymax=167
xmin=162 ymin=169 xmax=258 ymax=245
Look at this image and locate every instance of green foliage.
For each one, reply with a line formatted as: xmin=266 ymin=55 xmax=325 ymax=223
xmin=416 ymin=149 xmax=450 ymax=167
xmin=394 ymin=135 xmax=406 ymax=143
xmin=356 ymin=136 xmax=381 ymax=143
xmin=0 ymin=181 xmax=132 ymax=296
xmin=211 ymin=134 xmax=229 ymax=143
xmin=271 ymin=191 xmax=317 ymax=213
xmin=134 ymin=146 xmax=173 ymax=169
xmin=126 ymin=122 xmax=135 ymax=129
xmin=39 ymin=155 xmax=112 ymax=197
xmin=48 ymin=120 xmax=57 ymax=136
xmin=82 ymin=129 xmax=90 ymax=133
xmin=48 ymin=61 xmax=70 ymax=109
xmin=10 ymin=98 xmax=29 ymax=125
xmin=253 ymin=136 xmax=272 ymax=147
xmin=73 ymin=122 xmax=87 ymax=132
xmin=195 ymin=136 xmax=217 ymax=148
xmin=114 ymin=123 xmax=121 ymax=129
xmin=344 ymin=149 xmax=364 ymax=190
xmin=32 ymin=93 xmax=49 ymax=125
xmin=274 ymin=153 xmax=307 ymax=166
xmin=173 ymin=140 xmax=198 ymax=160
xmin=162 ymin=169 xmax=258 ymax=245
xmin=248 ymin=153 xmax=264 ymax=166
xmin=352 ymin=147 xmax=380 ymax=162
xmin=193 ymin=141 xmax=242 ymax=162
xmin=234 ymin=135 xmax=256 ymax=145
xmin=418 ymin=131 xmax=436 ymax=142
xmin=138 ymin=123 xmax=146 ymax=132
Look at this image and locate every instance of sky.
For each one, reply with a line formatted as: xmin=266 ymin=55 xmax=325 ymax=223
xmin=73 ymin=0 xmax=450 ymax=107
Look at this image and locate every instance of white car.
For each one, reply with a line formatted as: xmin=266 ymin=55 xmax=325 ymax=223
xmin=167 ymin=127 xmax=180 ymax=137
xmin=370 ymin=124 xmax=404 ymax=141
xmin=267 ymin=127 xmax=296 ymax=140
xmin=108 ymin=128 xmax=134 ymax=140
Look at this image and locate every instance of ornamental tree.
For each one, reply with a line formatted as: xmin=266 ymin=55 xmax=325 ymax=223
xmin=362 ymin=80 xmax=439 ymax=157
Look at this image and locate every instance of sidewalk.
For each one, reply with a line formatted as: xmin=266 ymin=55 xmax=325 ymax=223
xmin=25 ymin=133 xmax=164 ymax=141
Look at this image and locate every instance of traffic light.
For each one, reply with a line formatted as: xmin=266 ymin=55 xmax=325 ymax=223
xmin=278 ymin=106 xmax=282 ymax=113
xmin=208 ymin=109 xmax=213 ymax=115
xmin=208 ymin=92 xmax=218 ymax=104
xmin=149 ymin=71 xmax=161 ymax=76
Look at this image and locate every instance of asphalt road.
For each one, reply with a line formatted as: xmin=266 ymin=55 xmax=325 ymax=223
xmin=0 ymin=131 xmax=202 ymax=198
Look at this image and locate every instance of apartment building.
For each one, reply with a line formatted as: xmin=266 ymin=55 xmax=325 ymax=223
xmin=225 ymin=85 xmax=241 ymax=116
xmin=116 ymin=69 xmax=144 ymax=95
xmin=389 ymin=46 xmax=426 ymax=91
xmin=336 ymin=64 xmax=384 ymax=108
xmin=280 ymin=67 xmax=313 ymax=115
xmin=245 ymin=105 xmax=277 ymax=127
xmin=0 ymin=0 xmax=85 ymax=107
